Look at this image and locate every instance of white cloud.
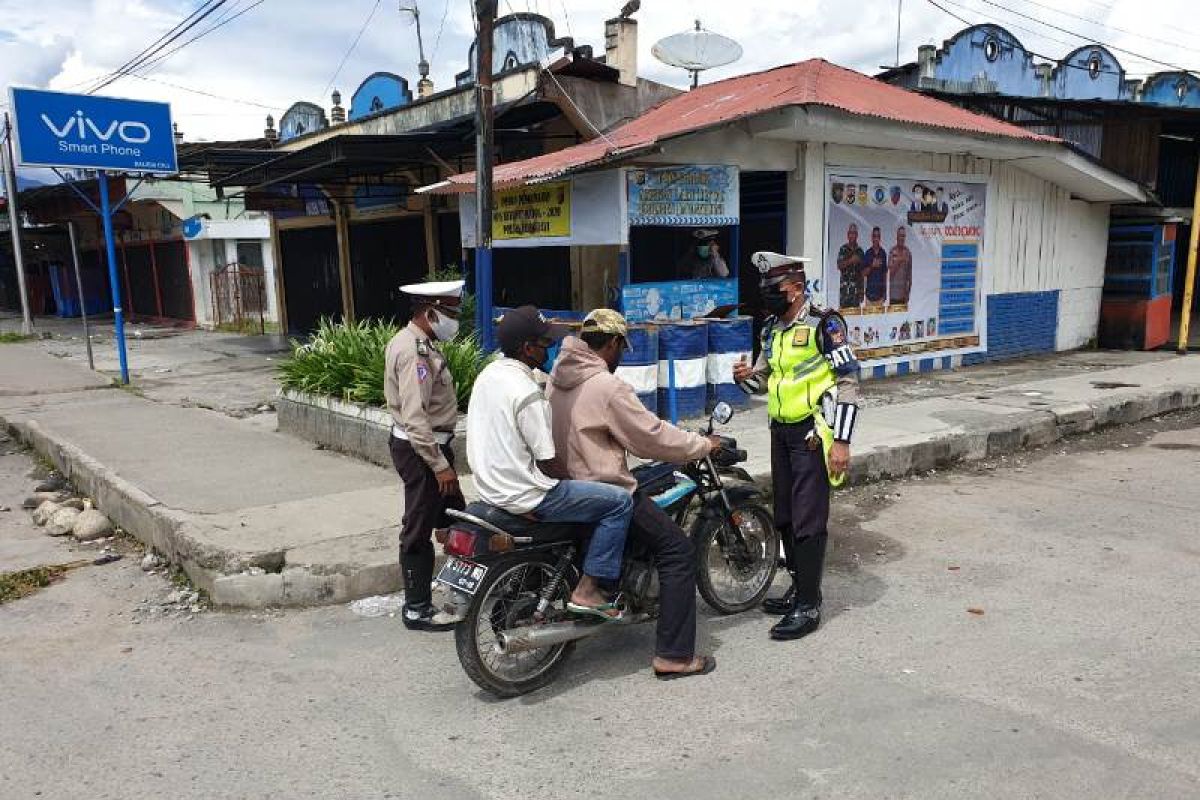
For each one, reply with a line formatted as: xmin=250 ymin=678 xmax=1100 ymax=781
xmin=0 ymin=0 xmax=1196 ymax=144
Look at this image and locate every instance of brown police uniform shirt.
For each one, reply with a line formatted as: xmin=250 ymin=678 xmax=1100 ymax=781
xmin=384 ymin=322 xmax=458 ymax=473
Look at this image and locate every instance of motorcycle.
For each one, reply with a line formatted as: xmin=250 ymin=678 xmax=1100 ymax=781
xmin=434 ymin=402 xmax=779 ymax=698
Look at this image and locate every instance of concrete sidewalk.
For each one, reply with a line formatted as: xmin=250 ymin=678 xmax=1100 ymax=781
xmin=3 ymin=340 xmax=1199 ymax=608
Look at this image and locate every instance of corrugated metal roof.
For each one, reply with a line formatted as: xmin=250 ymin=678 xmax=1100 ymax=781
xmin=431 ymin=59 xmax=1057 ymax=192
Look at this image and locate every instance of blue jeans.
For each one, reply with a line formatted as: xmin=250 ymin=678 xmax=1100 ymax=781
xmin=534 ymin=480 xmax=634 ymax=581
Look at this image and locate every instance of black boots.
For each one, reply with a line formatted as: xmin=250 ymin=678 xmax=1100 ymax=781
xmin=762 ymin=526 xmax=797 ymax=615
xmin=401 ymin=548 xmax=455 ymax=632
xmin=770 ymin=533 xmax=827 ymax=641
xmin=761 ymin=585 xmax=796 ymax=616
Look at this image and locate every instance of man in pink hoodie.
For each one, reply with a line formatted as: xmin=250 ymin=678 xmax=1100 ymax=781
xmin=547 ymin=309 xmax=721 ymax=680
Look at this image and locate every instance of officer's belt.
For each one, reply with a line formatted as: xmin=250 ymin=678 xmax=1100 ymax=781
xmin=391 ymin=425 xmax=454 ymax=445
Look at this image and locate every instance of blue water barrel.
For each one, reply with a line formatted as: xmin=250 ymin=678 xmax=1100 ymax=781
xmin=657 ymin=321 xmax=708 ymax=420
xmin=706 ymin=316 xmax=754 ymax=410
xmin=616 ymin=324 xmax=659 ymax=413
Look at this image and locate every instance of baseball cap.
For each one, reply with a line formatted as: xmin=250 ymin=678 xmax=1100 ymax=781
xmin=496 ymin=305 xmax=569 ymax=355
xmin=581 ymin=308 xmax=628 ymax=337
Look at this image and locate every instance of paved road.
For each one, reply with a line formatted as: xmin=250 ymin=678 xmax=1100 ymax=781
xmin=1 ymin=412 xmax=1198 ymax=799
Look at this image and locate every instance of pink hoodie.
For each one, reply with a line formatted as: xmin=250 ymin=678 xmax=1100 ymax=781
xmin=546 ymin=336 xmax=710 ymax=492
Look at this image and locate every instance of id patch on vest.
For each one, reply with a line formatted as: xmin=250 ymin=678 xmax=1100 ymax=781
xmin=791 ymin=328 xmax=810 ymax=347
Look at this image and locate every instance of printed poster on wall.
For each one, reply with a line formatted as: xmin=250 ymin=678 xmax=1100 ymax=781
xmin=622 ymin=279 xmax=739 ymax=323
xmin=492 ymin=181 xmax=571 ymax=240
xmin=823 ymin=173 xmax=987 ymax=364
xmin=627 ymin=165 xmax=739 ymax=227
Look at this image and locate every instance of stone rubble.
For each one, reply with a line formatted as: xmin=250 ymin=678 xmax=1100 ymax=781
xmin=32 ymin=500 xmax=60 ymax=526
xmin=45 ymin=507 xmax=82 ymax=537
xmin=73 ymin=509 xmax=115 ymax=542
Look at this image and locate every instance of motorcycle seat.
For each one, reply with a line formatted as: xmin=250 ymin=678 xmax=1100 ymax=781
xmin=461 ymin=501 xmax=591 ymax=542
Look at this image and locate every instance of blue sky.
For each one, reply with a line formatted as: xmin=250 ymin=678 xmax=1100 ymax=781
xmin=0 ymin=0 xmax=1196 ymax=143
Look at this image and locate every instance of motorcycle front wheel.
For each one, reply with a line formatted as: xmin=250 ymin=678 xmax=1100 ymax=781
xmin=694 ymin=501 xmax=779 ymax=614
xmin=455 ymin=553 xmax=576 ymax=698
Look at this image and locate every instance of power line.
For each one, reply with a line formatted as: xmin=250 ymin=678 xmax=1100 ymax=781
xmin=430 ymin=0 xmax=452 ymax=67
xmin=969 ymin=0 xmax=1198 ymax=75
xmin=132 ymin=0 xmax=269 ymax=77
xmin=319 ymin=0 xmax=383 ymax=100
xmin=87 ymin=0 xmax=232 ymax=93
xmin=502 ymin=0 xmax=614 ymax=146
xmin=88 ymin=0 xmax=224 ymax=89
xmin=558 ymin=0 xmax=573 ymax=39
xmin=124 ymin=73 xmax=281 ymax=111
xmin=1004 ymin=0 xmax=1200 ymax=55
xmin=926 ymin=0 xmax=1177 ymax=80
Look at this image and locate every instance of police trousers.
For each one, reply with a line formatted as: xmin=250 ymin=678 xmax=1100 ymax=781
xmin=769 ymin=418 xmax=830 ymax=544
xmin=389 ymin=438 xmax=465 ymax=605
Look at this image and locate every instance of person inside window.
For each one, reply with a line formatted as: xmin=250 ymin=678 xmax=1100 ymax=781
xmin=676 ymin=229 xmax=729 ymax=279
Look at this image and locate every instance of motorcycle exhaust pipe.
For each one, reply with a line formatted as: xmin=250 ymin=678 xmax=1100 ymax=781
xmin=496 ymin=621 xmax=603 ymax=654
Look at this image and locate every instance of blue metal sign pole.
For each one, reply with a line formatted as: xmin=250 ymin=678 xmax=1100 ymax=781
xmin=96 ymin=173 xmax=129 ymax=383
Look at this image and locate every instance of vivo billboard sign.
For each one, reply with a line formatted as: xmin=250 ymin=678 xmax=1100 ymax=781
xmin=9 ymin=87 xmax=177 ymax=174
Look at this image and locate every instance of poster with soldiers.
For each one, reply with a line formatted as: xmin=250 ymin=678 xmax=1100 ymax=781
xmin=822 ymin=173 xmax=988 ymax=364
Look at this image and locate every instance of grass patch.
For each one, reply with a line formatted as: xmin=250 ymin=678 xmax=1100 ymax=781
xmin=0 ymin=565 xmax=71 ymax=604
xmin=0 ymin=332 xmax=33 ymax=344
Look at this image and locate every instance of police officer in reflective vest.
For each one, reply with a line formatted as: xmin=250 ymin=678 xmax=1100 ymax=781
xmin=384 ymin=279 xmax=467 ymax=631
xmin=734 ymin=252 xmax=861 ymax=640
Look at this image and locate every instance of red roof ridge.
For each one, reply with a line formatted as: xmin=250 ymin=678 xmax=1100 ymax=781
xmin=435 ymin=58 xmax=1056 ymax=191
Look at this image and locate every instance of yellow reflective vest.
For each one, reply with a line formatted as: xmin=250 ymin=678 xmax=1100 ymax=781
xmin=764 ymin=319 xmax=845 ymax=487
xmin=765 ymin=321 xmax=837 ymax=424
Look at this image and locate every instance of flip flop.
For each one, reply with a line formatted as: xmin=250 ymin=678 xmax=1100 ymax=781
xmin=654 ymin=655 xmax=717 ymax=681
xmin=566 ymin=601 xmax=624 ymax=621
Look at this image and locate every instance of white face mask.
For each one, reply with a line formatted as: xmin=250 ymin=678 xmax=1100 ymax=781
xmin=428 ymin=309 xmax=460 ymax=341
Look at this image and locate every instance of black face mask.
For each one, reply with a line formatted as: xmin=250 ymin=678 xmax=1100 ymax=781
xmin=762 ymin=288 xmax=791 ymax=316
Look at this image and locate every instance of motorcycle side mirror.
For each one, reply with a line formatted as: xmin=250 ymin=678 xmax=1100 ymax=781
xmin=710 ymin=401 xmax=734 ymax=427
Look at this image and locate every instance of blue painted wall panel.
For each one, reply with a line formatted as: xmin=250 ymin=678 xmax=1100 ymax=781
xmin=970 ymin=290 xmax=1060 ymax=363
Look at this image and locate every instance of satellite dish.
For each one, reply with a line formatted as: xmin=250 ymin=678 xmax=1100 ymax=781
xmin=652 ymin=19 xmax=743 ymax=88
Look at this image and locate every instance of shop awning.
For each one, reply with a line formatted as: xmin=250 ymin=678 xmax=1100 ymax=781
xmin=181 ymin=132 xmax=474 ymax=194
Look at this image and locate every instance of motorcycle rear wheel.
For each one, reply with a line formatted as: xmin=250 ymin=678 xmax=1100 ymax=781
xmin=694 ymin=501 xmax=779 ymax=614
xmin=455 ymin=553 xmax=576 ymax=698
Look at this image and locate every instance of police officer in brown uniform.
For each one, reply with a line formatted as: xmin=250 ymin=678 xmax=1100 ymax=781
xmin=385 ymin=279 xmax=467 ymax=631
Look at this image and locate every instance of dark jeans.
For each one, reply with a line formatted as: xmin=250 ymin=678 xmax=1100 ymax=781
xmin=389 ymin=437 xmax=465 ymax=606
xmin=630 ymin=495 xmax=697 ymax=661
xmin=769 ymin=419 xmax=830 ymax=543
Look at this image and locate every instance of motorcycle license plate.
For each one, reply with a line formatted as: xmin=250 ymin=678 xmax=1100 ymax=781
xmin=436 ymin=557 xmax=488 ymax=595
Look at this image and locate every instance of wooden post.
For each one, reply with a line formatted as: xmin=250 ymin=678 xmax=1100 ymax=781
xmin=423 ymin=196 xmax=440 ymax=278
xmin=333 ymin=198 xmax=356 ymax=323
xmin=268 ymin=214 xmax=288 ymax=335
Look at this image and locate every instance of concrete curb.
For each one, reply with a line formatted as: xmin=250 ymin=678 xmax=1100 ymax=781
xmin=1 ymin=413 xmax=400 ymax=609
xmin=6 ymin=380 xmax=1200 ymax=608
xmin=746 ymin=382 xmax=1200 ymax=486
xmin=276 ymin=389 xmax=469 ymax=473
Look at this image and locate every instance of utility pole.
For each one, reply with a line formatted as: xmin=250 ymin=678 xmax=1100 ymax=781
xmin=2 ymin=113 xmax=33 ymax=335
xmin=474 ymin=0 xmax=497 ymax=350
xmin=895 ymin=0 xmax=904 ymax=68
xmin=1177 ymin=155 xmax=1200 ymax=354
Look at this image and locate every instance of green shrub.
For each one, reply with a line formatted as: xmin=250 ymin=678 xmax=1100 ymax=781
xmin=278 ymin=317 xmax=492 ymax=411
